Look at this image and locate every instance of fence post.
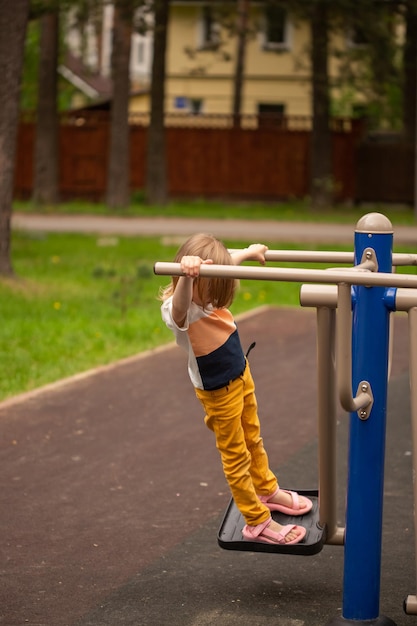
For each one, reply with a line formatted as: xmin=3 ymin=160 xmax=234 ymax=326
xmin=327 ymin=212 xmax=396 ymax=625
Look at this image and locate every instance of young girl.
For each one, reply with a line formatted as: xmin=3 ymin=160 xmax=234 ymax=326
xmin=160 ymin=233 xmax=312 ymax=545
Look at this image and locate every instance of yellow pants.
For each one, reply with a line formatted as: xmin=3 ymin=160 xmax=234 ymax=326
xmin=195 ymin=360 xmax=277 ymax=526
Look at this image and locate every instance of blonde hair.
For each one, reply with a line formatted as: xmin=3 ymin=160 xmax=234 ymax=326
xmin=159 ymin=233 xmax=238 ymax=308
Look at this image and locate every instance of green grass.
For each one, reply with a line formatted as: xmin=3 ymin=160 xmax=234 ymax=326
xmin=13 ymin=197 xmax=417 ymax=225
xmin=0 ymin=231 xmax=331 ymax=402
xmin=3 ymin=203 xmax=417 ymax=403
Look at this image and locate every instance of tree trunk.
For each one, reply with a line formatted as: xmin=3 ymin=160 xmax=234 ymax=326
xmin=33 ymin=10 xmax=60 ymax=205
xmin=310 ymin=1 xmax=332 ymax=209
xmin=106 ymin=1 xmax=133 ymax=209
xmin=0 ymin=0 xmax=30 ymax=276
xmin=403 ymin=0 xmax=417 ymax=144
xmin=232 ymin=0 xmax=249 ymax=128
xmin=146 ymin=0 xmax=170 ymax=205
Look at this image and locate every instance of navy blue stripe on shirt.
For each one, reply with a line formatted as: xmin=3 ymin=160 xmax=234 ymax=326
xmin=196 ymin=329 xmax=245 ymax=390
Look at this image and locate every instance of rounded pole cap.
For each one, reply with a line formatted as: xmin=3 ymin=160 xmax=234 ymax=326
xmin=356 ymin=212 xmax=393 ymax=234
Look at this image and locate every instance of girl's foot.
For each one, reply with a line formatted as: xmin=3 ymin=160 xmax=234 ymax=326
xmin=259 ymin=488 xmax=313 ymax=516
xmin=242 ymin=517 xmax=306 ymax=545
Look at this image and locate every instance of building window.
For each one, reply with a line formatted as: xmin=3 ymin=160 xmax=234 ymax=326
xmin=199 ymin=5 xmax=220 ymax=49
xmin=258 ymin=103 xmax=286 ymax=128
xmin=262 ymin=6 xmax=290 ymax=50
xmin=137 ymin=40 xmax=144 ymax=65
xmin=174 ymin=96 xmax=204 ymax=115
xmin=130 ymin=32 xmax=152 ymax=79
xmin=189 ymin=98 xmax=203 ymax=115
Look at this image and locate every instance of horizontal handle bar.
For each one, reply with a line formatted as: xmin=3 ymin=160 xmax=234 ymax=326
xmin=394 ymin=288 xmax=417 ymax=311
xmin=300 ymin=284 xmax=338 ymax=308
xmin=154 ymin=262 xmax=417 ymax=289
xmin=228 ymin=249 xmax=417 ymax=267
xmin=301 ymin=285 xmax=417 ymax=311
xmin=228 ymin=249 xmax=354 ymax=264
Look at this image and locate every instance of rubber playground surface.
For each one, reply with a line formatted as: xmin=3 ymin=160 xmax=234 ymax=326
xmin=0 ymin=304 xmax=415 ymax=626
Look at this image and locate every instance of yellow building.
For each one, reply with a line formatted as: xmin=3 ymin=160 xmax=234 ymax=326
xmin=66 ymin=1 xmax=378 ymax=123
xmin=129 ymin=1 xmax=316 ymax=120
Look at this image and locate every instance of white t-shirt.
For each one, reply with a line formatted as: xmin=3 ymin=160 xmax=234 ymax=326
xmin=161 ymin=295 xmax=245 ymax=390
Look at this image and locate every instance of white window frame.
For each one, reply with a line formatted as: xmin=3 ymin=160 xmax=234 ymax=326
xmin=260 ymin=6 xmax=292 ymax=51
xmin=130 ymin=32 xmax=152 ymax=79
xmin=197 ymin=5 xmax=221 ymax=50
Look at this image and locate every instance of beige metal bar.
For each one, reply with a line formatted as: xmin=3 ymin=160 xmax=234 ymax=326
xmin=228 ymin=249 xmax=354 ymax=264
xmin=316 ymin=306 xmax=345 ymax=545
xmin=394 ymin=288 xmax=417 ymax=311
xmin=228 ymin=249 xmax=417 ymax=267
xmin=336 ymin=283 xmax=373 ymax=414
xmin=300 ymin=284 xmax=338 ymax=308
xmin=301 ymin=284 xmax=395 ymax=382
xmin=393 ymin=253 xmax=417 ymax=267
xmin=154 ymin=262 xmax=417 ymax=289
xmin=405 ymin=307 xmax=417 ymax=615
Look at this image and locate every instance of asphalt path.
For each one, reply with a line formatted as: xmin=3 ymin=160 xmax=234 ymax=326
xmin=11 ymin=212 xmax=417 ymax=245
xmin=0 ymin=306 xmax=415 ymax=626
xmin=2 ymin=213 xmax=417 ymax=625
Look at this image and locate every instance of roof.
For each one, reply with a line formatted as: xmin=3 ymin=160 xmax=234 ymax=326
xmin=58 ymin=51 xmax=113 ymax=100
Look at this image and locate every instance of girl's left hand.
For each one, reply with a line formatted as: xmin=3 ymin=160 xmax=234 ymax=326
xmin=246 ymin=244 xmax=268 ymax=265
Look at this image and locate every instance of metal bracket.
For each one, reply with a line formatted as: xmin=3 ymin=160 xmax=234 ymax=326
xmin=356 ymin=381 xmax=374 ymax=420
xmin=360 ymin=247 xmax=378 ymax=272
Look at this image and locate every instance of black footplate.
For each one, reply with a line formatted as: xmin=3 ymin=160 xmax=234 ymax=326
xmin=217 ymin=489 xmax=326 ymax=556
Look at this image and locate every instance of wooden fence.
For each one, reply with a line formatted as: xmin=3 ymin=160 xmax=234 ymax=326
xmin=355 ymin=141 xmax=415 ymax=205
xmin=13 ymin=115 xmax=384 ymax=203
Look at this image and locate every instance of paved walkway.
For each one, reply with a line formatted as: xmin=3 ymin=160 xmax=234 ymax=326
xmin=0 ymin=308 xmax=414 ymax=626
xmin=2 ymin=213 xmax=417 ymax=625
xmin=11 ymin=212 xmax=417 ymax=245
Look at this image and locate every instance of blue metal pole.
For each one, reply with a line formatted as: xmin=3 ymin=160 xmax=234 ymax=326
xmin=338 ymin=213 xmax=395 ymax=624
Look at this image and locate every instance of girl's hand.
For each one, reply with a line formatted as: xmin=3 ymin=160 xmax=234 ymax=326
xmin=180 ymin=255 xmax=213 ymax=278
xmin=246 ymin=244 xmax=268 ymax=265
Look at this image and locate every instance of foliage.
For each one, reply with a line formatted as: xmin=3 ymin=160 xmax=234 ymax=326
xmin=21 ymin=20 xmax=41 ymax=111
xmin=331 ymin=0 xmax=404 ymax=130
xmin=22 ymin=8 xmax=82 ymax=112
xmin=273 ymin=0 xmax=406 ymax=131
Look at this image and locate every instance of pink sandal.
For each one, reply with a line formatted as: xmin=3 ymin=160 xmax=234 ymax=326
xmin=242 ymin=517 xmax=306 ymax=545
xmin=258 ymin=487 xmax=313 ymax=516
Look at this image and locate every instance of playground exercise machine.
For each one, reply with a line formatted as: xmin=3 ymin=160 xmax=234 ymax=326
xmin=154 ymin=213 xmax=417 ymax=625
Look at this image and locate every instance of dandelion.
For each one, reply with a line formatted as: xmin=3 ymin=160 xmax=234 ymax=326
xmin=51 ymin=256 xmax=60 ymax=264
xmin=53 ymin=302 xmax=61 ymax=310
xmin=243 ymin=292 xmax=252 ymax=301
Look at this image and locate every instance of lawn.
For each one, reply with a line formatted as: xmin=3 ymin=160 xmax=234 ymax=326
xmin=3 ymin=200 xmax=417 ymax=402
xmin=13 ymin=197 xmax=417 ymax=225
xmin=1 ymin=230 xmax=317 ymax=402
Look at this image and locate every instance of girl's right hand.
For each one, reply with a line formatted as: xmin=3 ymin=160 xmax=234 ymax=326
xmin=180 ymin=255 xmax=213 ymax=278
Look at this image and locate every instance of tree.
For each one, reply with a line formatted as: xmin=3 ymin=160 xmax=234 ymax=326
xmin=403 ymin=0 xmax=417 ymax=143
xmin=232 ymin=0 xmax=250 ymax=127
xmin=0 ymin=0 xmax=30 ymax=276
xmin=332 ymin=0 xmax=402 ymax=130
xmin=106 ymin=0 xmax=134 ymax=209
xmin=310 ymin=1 xmax=332 ymax=208
xmin=146 ymin=0 xmax=170 ymax=205
xmin=33 ymin=8 xmax=60 ymax=205
xmin=274 ymin=0 xmax=334 ymax=207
